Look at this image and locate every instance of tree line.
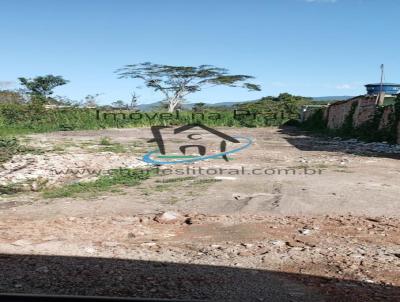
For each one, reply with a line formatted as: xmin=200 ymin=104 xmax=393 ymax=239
xmin=0 ymin=62 xmax=261 ymax=112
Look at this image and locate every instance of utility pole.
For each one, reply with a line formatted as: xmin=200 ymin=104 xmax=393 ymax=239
xmin=376 ymin=64 xmax=385 ymax=106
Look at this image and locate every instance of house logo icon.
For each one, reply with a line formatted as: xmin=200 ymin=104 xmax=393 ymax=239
xmin=143 ymin=124 xmax=253 ymax=165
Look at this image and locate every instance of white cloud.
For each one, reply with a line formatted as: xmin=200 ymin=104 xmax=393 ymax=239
xmin=0 ymin=81 xmax=14 ymax=89
xmin=336 ymin=84 xmax=351 ymax=90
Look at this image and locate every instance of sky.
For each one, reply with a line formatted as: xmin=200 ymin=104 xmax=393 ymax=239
xmin=1 ymin=0 xmax=399 ymax=105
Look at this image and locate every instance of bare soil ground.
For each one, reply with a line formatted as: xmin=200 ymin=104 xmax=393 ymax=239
xmin=0 ymin=127 xmax=399 ymax=301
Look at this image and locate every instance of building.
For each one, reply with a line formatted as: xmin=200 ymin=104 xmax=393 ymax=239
xmin=365 ymin=83 xmax=400 ymax=96
xmin=364 ymin=83 xmax=400 ymax=106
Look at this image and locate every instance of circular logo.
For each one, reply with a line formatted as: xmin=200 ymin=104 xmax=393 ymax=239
xmin=143 ymin=136 xmax=253 ymax=165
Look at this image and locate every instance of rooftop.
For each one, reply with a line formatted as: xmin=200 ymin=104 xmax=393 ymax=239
xmin=365 ymin=83 xmax=400 ymax=87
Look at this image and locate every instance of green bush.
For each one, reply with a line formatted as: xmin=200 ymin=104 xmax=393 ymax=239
xmin=301 ymin=108 xmax=327 ymax=131
xmin=0 ymin=137 xmax=19 ymax=163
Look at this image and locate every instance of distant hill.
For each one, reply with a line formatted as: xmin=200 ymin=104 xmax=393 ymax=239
xmin=137 ymin=100 xmax=250 ymax=111
xmin=207 ymin=101 xmax=246 ymax=107
xmin=312 ymin=96 xmax=354 ymax=101
xmin=137 ymin=96 xmax=355 ymax=111
xmin=137 ymin=102 xmax=164 ymax=111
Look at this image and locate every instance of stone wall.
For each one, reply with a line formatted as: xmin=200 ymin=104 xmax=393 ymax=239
xmin=397 ymin=118 xmax=400 ymax=144
xmin=379 ymin=106 xmax=394 ymax=130
xmin=306 ymin=95 xmax=400 ymax=144
xmin=326 ymin=97 xmax=359 ymax=129
xmin=353 ymin=96 xmax=376 ymax=127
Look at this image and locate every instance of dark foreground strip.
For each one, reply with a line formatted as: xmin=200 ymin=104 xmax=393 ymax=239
xmin=0 ymin=294 xmax=205 ymax=302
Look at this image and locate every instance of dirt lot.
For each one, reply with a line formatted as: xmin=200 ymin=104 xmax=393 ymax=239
xmin=0 ymin=127 xmax=399 ymax=301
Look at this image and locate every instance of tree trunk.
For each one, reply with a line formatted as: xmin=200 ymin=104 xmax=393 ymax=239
xmin=167 ymin=97 xmax=181 ymax=112
xmin=168 ymin=101 xmax=175 ymax=113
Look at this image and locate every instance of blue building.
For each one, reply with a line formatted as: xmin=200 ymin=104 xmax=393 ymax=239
xmin=365 ymin=83 xmax=400 ymax=96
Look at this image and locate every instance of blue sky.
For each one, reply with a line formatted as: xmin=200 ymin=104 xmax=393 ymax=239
xmin=1 ymin=0 xmax=399 ymax=105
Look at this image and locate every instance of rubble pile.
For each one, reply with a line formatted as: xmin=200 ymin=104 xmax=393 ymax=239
xmin=323 ymin=138 xmax=400 ymax=154
xmin=0 ymin=152 xmax=148 ymax=189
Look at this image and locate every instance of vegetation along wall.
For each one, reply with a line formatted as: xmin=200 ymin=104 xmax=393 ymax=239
xmin=304 ymin=95 xmax=400 ymax=144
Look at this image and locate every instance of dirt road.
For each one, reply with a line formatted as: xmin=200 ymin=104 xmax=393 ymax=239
xmin=0 ymin=127 xmax=399 ymax=301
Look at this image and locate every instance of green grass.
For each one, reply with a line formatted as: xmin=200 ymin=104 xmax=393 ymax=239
xmin=152 ymin=177 xmax=197 ymax=191
xmin=100 ymin=137 xmax=112 ymax=145
xmin=0 ymin=137 xmax=43 ymax=163
xmin=99 ymin=143 xmax=126 ymax=153
xmin=0 ymin=127 xmax=34 ymax=137
xmin=153 ymin=184 xmax=172 ymax=192
xmin=51 ymin=144 xmax=66 ymax=152
xmin=0 ymin=101 xmax=308 ymax=137
xmin=0 ymin=137 xmax=19 ymax=163
xmin=192 ymin=178 xmax=222 ymax=185
xmin=151 ymin=178 xmax=220 ymax=193
xmin=42 ymin=168 xmax=153 ymax=198
xmin=0 ymin=183 xmax=25 ymax=195
xmin=155 ymin=176 xmax=196 ymax=183
xmin=168 ymin=196 xmax=179 ymax=204
xmin=95 ymin=137 xmax=128 ymax=153
xmin=0 ymin=105 xmax=105 ymax=135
